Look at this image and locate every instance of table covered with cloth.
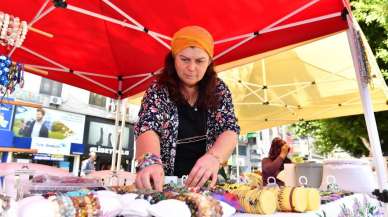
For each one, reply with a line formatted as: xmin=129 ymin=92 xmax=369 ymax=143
xmin=233 ymin=193 xmax=384 ymax=217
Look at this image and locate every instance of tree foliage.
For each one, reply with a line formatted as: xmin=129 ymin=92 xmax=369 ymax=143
xmin=290 ymin=117 xmax=368 ymax=157
xmin=352 ymin=0 xmax=388 ymax=79
xmin=291 ymin=0 xmax=388 ymax=157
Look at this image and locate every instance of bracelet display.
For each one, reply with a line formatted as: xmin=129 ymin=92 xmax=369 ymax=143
xmin=0 ymin=193 xmax=11 ymax=214
xmin=136 ymin=152 xmax=163 ymax=172
xmin=0 ymin=12 xmax=28 ymax=47
xmin=57 ymin=194 xmax=76 ymax=217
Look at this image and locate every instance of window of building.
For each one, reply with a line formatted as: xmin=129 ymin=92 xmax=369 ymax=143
xmin=89 ymin=92 xmax=107 ymax=107
xmin=39 ymin=78 xmax=62 ymax=97
xmin=232 ymin=145 xmax=247 ymax=156
xmin=238 ymin=145 xmax=247 ymax=156
xmin=247 ymin=137 xmax=256 ymax=145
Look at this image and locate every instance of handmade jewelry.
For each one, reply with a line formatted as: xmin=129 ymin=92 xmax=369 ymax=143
xmin=109 ymin=184 xmax=137 ymax=194
xmin=136 ymin=152 xmax=163 ymax=172
xmin=0 ymin=11 xmax=28 ymax=47
xmin=65 ymin=189 xmax=90 ymax=198
xmin=57 ymin=194 xmax=76 ymax=217
xmin=0 ymin=55 xmax=24 ymax=95
xmin=0 ymin=193 xmax=11 ymax=214
xmin=47 ymin=195 xmax=61 ymax=217
xmin=174 ymin=192 xmax=223 ymax=217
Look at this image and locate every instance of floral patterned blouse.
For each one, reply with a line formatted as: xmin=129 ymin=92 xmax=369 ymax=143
xmin=134 ymin=78 xmax=240 ymax=175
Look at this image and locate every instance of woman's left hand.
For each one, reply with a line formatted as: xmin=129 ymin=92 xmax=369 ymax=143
xmin=185 ymin=153 xmax=220 ymax=188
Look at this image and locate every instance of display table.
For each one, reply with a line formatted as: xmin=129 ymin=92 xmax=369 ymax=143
xmin=233 ymin=193 xmax=383 ymax=217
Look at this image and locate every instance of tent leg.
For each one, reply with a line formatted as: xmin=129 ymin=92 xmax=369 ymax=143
xmin=130 ymin=136 xmax=136 ymax=173
xmin=236 ymin=143 xmax=240 ymax=184
xmin=346 ymin=19 xmax=387 ymax=190
xmin=116 ymin=98 xmax=127 ymax=171
xmin=111 ymin=99 xmax=121 ymax=171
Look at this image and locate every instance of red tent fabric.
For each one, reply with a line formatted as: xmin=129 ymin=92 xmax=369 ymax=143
xmin=1 ymin=0 xmax=349 ymax=99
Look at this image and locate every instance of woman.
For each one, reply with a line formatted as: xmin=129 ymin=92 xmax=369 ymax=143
xmin=134 ymin=26 xmax=240 ymax=191
xmin=262 ymin=137 xmax=291 ymax=186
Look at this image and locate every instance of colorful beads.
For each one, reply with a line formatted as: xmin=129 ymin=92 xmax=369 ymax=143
xmin=135 ymin=152 xmax=163 ymax=172
xmin=0 ymin=54 xmax=24 ymax=95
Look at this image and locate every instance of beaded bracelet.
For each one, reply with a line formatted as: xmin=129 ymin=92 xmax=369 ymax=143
xmin=0 ymin=194 xmax=11 ymax=213
xmin=136 ymin=152 xmax=163 ymax=172
xmin=84 ymin=194 xmax=100 ymax=216
xmin=0 ymin=12 xmax=28 ymax=47
xmin=66 ymin=189 xmax=90 ymax=197
xmin=76 ymin=196 xmax=87 ymax=217
xmin=47 ymin=195 xmax=61 ymax=217
xmin=175 ymin=192 xmax=223 ymax=217
xmin=56 ymin=195 xmax=66 ymax=217
xmin=84 ymin=195 xmax=93 ymax=216
xmin=57 ymin=194 xmax=76 ymax=217
xmin=70 ymin=196 xmax=81 ymax=217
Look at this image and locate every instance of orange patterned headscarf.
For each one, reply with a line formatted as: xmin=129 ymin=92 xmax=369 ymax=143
xmin=171 ymin=26 xmax=214 ymax=58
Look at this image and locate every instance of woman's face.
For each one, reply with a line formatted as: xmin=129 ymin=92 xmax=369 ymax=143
xmin=174 ymin=46 xmax=210 ymax=87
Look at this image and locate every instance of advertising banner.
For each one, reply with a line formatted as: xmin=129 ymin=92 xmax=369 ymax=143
xmin=13 ymin=106 xmax=85 ymax=155
xmin=31 ymin=137 xmax=71 ymax=155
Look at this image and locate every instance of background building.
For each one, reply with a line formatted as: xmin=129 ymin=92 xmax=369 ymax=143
xmin=1 ymin=73 xmax=141 ymax=176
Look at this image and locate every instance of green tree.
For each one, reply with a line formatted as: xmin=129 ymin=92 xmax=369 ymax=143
xmin=291 ymin=0 xmax=388 ymax=157
xmin=352 ymin=0 xmax=388 ymax=78
xmin=291 ymin=117 xmax=369 ymax=157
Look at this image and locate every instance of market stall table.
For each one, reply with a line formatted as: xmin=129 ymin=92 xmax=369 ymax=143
xmin=234 ymin=193 xmax=383 ymax=217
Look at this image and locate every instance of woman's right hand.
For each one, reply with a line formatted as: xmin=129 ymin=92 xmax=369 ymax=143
xmin=135 ymin=164 xmax=164 ymax=191
xmin=280 ymin=143 xmax=290 ymax=159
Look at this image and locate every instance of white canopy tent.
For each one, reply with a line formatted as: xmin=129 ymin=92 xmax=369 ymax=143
xmin=126 ymin=14 xmax=388 ymax=192
xmin=218 ymin=30 xmax=388 ymax=134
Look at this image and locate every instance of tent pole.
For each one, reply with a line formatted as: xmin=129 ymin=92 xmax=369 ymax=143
xmin=346 ymin=18 xmax=387 ymax=190
xmin=131 ymin=136 xmax=136 ymax=173
xmin=116 ymin=98 xmax=127 ymax=172
xmin=236 ymin=141 xmax=240 ymax=184
xmin=70 ymin=2 xmax=172 ymax=49
xmin=74 ymin=72 xmax=117 ymax=94
xmin=122 ymin=73 xmax=151 ymax=79
xmin=122 ymin=74 xmax=153 ymax=95
xmin=111 ymin=99 xmax=121 ymax=171
xmin=20 ymin=46 xmax=68 ymax=70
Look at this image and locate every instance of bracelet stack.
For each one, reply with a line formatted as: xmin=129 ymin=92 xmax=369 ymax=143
xmin=175 ymin=192 xmax=223 ymax=217
xmin=0 ymin=11 xmax=28 ymax=47
xmin=136 ymin=152 xmax=163 ymax=172
xmin=42 ymin=191 xmax=101 ymax=217
xmin=0 ymin=193 xmax=11 ymax=214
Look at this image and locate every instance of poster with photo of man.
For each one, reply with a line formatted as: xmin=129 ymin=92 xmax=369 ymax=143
xmin=13 ymin=106 xmax=85 ymax=155
xmin=13 ymin=106 xmax=85 ymax=143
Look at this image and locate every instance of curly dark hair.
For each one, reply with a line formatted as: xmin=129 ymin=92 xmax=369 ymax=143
xmin=157 ymin=52 xmax=219 ymax=110
xmin=268 ymin=137 xmax=291 ymax=171
xmin=268 ymin=137 xmax=287 ymax=160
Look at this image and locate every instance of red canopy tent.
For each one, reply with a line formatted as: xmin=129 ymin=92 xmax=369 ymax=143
xmin=1 ymin=0 xmax=348 ymax=99
xmin=2 ymin=0 xmax=387 ymax=194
